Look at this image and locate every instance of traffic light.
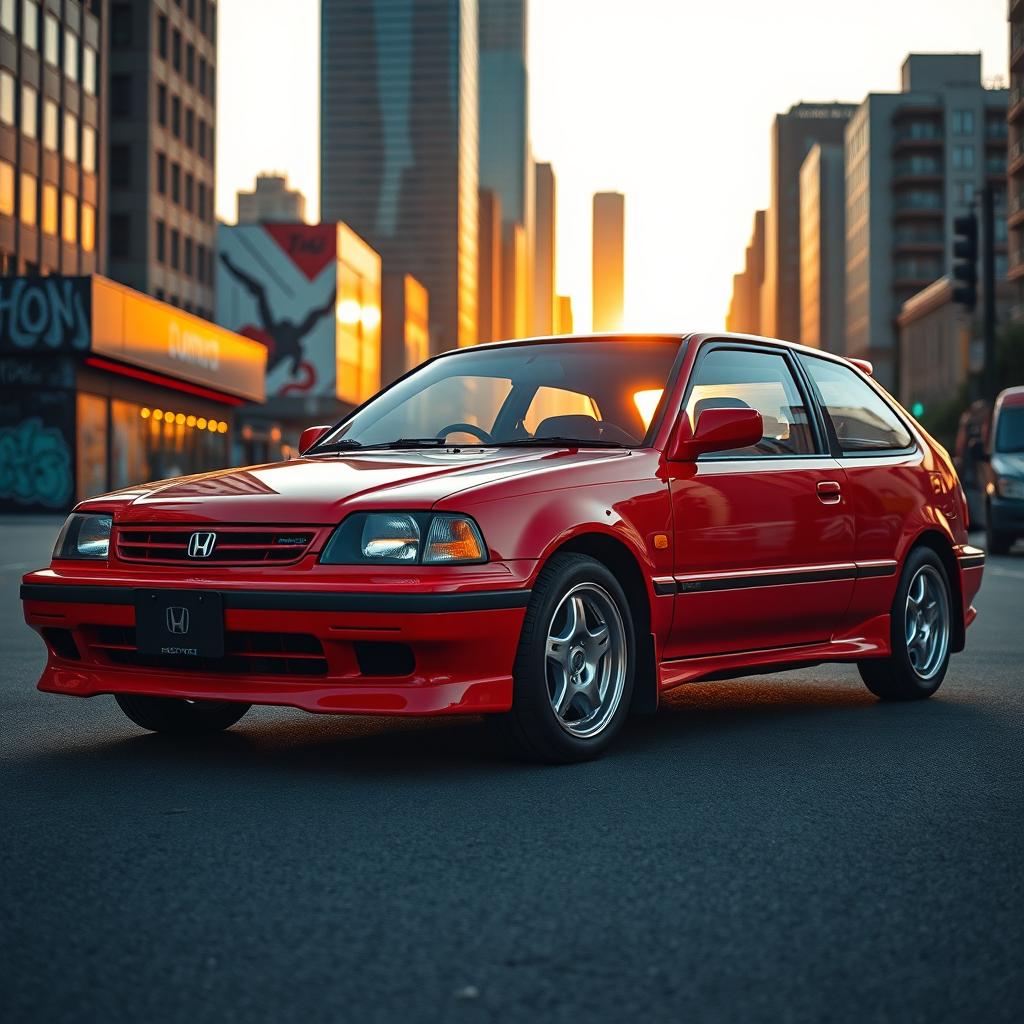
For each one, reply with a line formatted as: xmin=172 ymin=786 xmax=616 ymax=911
xmin=951 ymin=213 xmax=978 ymax=312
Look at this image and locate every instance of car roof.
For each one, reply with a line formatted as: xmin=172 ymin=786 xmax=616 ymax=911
xmin=996 ymin=385 xmax=1024 ymax=408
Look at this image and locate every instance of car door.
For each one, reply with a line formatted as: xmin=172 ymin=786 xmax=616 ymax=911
xmin=663 ymin=343 xmax=856 ymax=660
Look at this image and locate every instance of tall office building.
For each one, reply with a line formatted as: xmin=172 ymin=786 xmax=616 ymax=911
xmin=845 ymin=54 xmax=1007 ymax=390
xmin=0 ymin=0 xmax=105 ymax=274
xmin=320 ymin=0 xmax=479 ymax=353
xmin=237 ymin=173 xmax=307 ymax=225
xmin=533 ymin=161 xmax=555 ymax=335
xmin=106 ymin=0 xmax=218 ymax=320
xmin=479 ymin=0 xmax=530 ymax=336
xmin=1009 ymin=1 xmax=1024 ymax=318
xmin=761 ymin=102 xmax=857 ymax=342
xmin=799 ymin=143 xmax=846 ymax=352
xmin=478 ymin=186 xmax=502 ymax=342
xmin=726 ymin=209 xmax=766 ymax=334
xmin=592 ymin=191 xmax=624 ymax=332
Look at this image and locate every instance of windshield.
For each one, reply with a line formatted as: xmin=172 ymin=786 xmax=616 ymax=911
xmin=995 ymin=405 xmax=1024 ymax=453
xmin=316 ymin=339 xmax=683 ymax=450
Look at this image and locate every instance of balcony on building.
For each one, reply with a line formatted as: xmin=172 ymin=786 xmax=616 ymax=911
xmin=892 ymin=154 xmax=943 ymax=186
xmin=1013 ymin=22 xmax=1024 ymax=73
xmin=985 ymin=116 xmax=1010 ymax=148
xmin=1010 ymin=83 xmax=1024 ymax=124
xmin=1009 ymin=135 xmax=1024 ymax=176
xmin=892 ymin=189 xmax=945 ymax=221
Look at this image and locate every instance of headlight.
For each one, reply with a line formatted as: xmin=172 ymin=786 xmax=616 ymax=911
xmin=321 ymin=512 xmax=487 ymax=565
xmin=997 ymin=476 xmax=1024 ymax=499
xmin=53 ymin=513 xmax=112 ymax=560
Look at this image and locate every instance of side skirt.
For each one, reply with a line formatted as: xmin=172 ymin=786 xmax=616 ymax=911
xmin=657 ymin=614 xmax=891 ymax=691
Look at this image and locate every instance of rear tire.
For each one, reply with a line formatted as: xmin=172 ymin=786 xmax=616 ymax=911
xmin=115 ymin=694 xmax=251 ymax=735
xmin=858 ymin=546 xmax=952 ymax=701
xmin=487 ymin=553 xmax=635 ymax=763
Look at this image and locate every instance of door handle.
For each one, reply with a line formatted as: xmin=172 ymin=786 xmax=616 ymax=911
xmin=817 ymin=480 xmax=842 ymax=505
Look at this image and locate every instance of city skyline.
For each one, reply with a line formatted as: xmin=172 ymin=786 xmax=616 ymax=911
xmin=216 ymin=0 xmax=1010 ymax=333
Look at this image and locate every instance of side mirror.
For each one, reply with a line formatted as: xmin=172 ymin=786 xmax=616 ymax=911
xmin=668 ymin=407 xmax=764 ymax=461
xmin=298 ymin=425 xmax=332 ymax=454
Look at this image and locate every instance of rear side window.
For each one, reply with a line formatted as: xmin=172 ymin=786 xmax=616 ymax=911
xmin=800 ymin=356 xmax=912 ymax=453
xmin=685 ymin=348 xmax=817 ymax=456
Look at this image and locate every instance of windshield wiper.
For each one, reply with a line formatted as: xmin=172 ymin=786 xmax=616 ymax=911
xmin=493 ymin=436 xmax=629 ymax=449
xmin=319 ymin=437 xmax=456 ymax=453
xmin=312 ymin=438 xmax=364 ymax=453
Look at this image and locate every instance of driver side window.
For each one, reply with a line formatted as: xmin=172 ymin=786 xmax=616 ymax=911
xmin=686 ymin=348 xmax=817 ymax=457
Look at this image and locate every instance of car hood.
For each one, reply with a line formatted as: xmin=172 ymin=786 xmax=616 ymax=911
xmin=94 ymin=448 xmax=630 ymax=525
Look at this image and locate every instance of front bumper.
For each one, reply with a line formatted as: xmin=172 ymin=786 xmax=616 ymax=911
xmin=21 ymin=573 xmax=531 ymax=716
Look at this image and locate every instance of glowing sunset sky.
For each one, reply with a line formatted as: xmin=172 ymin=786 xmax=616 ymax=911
xmin=217 ymin=0 xmax=1009 ymax=333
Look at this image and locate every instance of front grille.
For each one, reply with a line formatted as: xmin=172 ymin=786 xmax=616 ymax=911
xmin=115 ymin=525 xmax=317 ymax=565
xmin=85 ymin=627 xmax=328 ymax=677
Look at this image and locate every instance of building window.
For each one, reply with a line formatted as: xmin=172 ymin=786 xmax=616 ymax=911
xmin=199 ymin=0 xmax=207 ymax=33
xmin=111 ymin=144 xmax=131 ymax=187
xmin=171 ymin=162 xmax=180 ymax=202
xmin=185 ymin=172 xmax=193 ymax=212
xmin=81 ymin=202 xmax=94 ymax=252
xmin=0 ymin=160 xmax=14 ymax=216
xmin=952 ymin=110 xmax=975 ymax=137
xmin=952 ymin=145 xmax=975 ymax=171
xmin=171 ymin=96 xmax=180 ymax=137
xmin=63 ymin=112 xmax=78 ymax=162
xmin=184 ymin=236 xmax=193 ymax=275
xmin=19 ymin=172 xmax=36 ymax=226
xmin=63 ymin=28 xmax=77 ymax=80
xmin=156 ymin=151 xmax=166 ymax=193
xmin=157 ymin=83 xmax=167 ymax=124
xmin=186 ymin=43 xmax=194 ymax=83
xmin=0 ymin=71 xmax=16 ymax=126
xmin=187 ymin=0 xmax=195 ymax=19
xmin=62 ymin=193 xmax=76 ymax=243
xmin=155 ymin=219 xmax=165 ymax=262
xmin=83 ymin=46 xmax=97 ymax=95
xmin=82 ymin=125 xmax=96 ymax=174
xmin=112 ymin=74 xmax=132 ymax=117
xmin=0 ymin=0 xmax=14 ymax=35
xmin=110 ymin=213 xmax=130 ymax=257
xmin=42 ymin=98 xmax=57 ymax=150
xmin=21 ymin=83 xmax=37 ymax=138
xmin=158 ymin=13 xmax=167 ymax=58
xmin=172 ymin=28 xmax=181 ymax=71
xmin=22 ymin=0 xmax=38 ymax=50
xmin=43 ymin=11 xmax=57 ymax=64
xmin=199 ymin=56 xmax=206 ymax=95
xmin=197 ymin=181 xmax=205 ymax=219
xmin=197 ymin=117 xmax=206 ymax=157
xmin=185 ymin=107 xmax=193 ymax=148
xmin=41 ymin=182 xmax=57 ymax=235
xmin=170 ymin=228 xmax=179 ymax=269
xmin=111 ymin=3 xmax=132 ymax=46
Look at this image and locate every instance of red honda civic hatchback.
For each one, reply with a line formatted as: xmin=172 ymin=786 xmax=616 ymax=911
xmin=22 ymin=333 xmax=985 ymax=762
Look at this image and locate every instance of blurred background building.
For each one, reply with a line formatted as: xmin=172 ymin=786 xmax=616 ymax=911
xmin=0 ymin=0 xmax=105 ymax=275
xmin=1008 ymin=0 xmax=1024 ymax=321
xmin=107 ymin=0 xmax=218 ymax=321
xmin=533 ymin=161 xmax=555 ymax=335
xmin=592 ymin=190 xmax=623 ymax=332
xmin=725 ymin=210 xmax=766 ymax=335
xmin=237 ymin=172 xmax=306 ymax=224
xmin=319 ymin=0 xmax=479 ymax=354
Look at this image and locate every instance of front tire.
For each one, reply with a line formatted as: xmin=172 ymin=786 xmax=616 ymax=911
xmin=488 ymin=553 xmax=635 ymax=763
xmin=115 ymin=694 xmax=251 ymax=735
xmin=986 ymin=503 xmax=1014 ymax=556
xmin=858 ymin=547 xmax=952 ymax=701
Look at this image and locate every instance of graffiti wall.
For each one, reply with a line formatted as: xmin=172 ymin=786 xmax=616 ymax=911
xmin=0 ymin=386 xmax=75 ymax=512
xmin=216 ymin=224 xmax=341 ymax=399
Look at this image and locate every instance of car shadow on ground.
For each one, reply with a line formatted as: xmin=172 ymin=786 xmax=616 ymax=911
xmin=19 ymin=673 xmax=1004 ymax=784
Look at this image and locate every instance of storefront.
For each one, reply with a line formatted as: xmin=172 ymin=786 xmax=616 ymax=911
xmin=0 ymin=275 xmax=266 ymax=513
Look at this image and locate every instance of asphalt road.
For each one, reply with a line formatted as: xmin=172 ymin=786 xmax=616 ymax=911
xmin=2 ymin=516 xmax=1023 ymax=1024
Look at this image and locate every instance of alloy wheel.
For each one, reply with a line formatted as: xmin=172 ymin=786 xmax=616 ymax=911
xmin=904 ymin=564 xmax=950 ymax=681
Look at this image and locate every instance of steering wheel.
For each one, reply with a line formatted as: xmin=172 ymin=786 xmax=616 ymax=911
xmin=435 ymin=422 xmax=495 ymax=444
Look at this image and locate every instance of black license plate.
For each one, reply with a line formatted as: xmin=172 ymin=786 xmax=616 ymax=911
xmin=135 ymin=590 xmax=224 ymax=659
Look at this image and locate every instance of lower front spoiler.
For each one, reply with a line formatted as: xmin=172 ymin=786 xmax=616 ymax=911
xmin=23 ymin=583 xmax=528 ymax=716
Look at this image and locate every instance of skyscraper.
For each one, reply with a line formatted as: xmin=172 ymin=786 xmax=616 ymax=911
xmin=107 ymin=0 xmax=219 ymax=320
xmin=479 ymin=0 xmax=530 ymax=337
xmin=0 ymin=0 xmax=105 ymax=275
xmin=761 ymin=102 xmax=857 ymax=342
xmin=592 ymin=191 xmax=624 ymax=332
xmin=799 ymin=143 xmax=846 ymax=352
xmin=726 ymin=209 xmax=766 ymax=335
xmin=533 ymin=162 xmax=556 ymax=335
xmin=320 ymin=0 xmax=479 ymax=352
xmin=478 ymin=187 xmax=502 ymax=343
xmin=845 ymin=54 xmax=1007 ymax=389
